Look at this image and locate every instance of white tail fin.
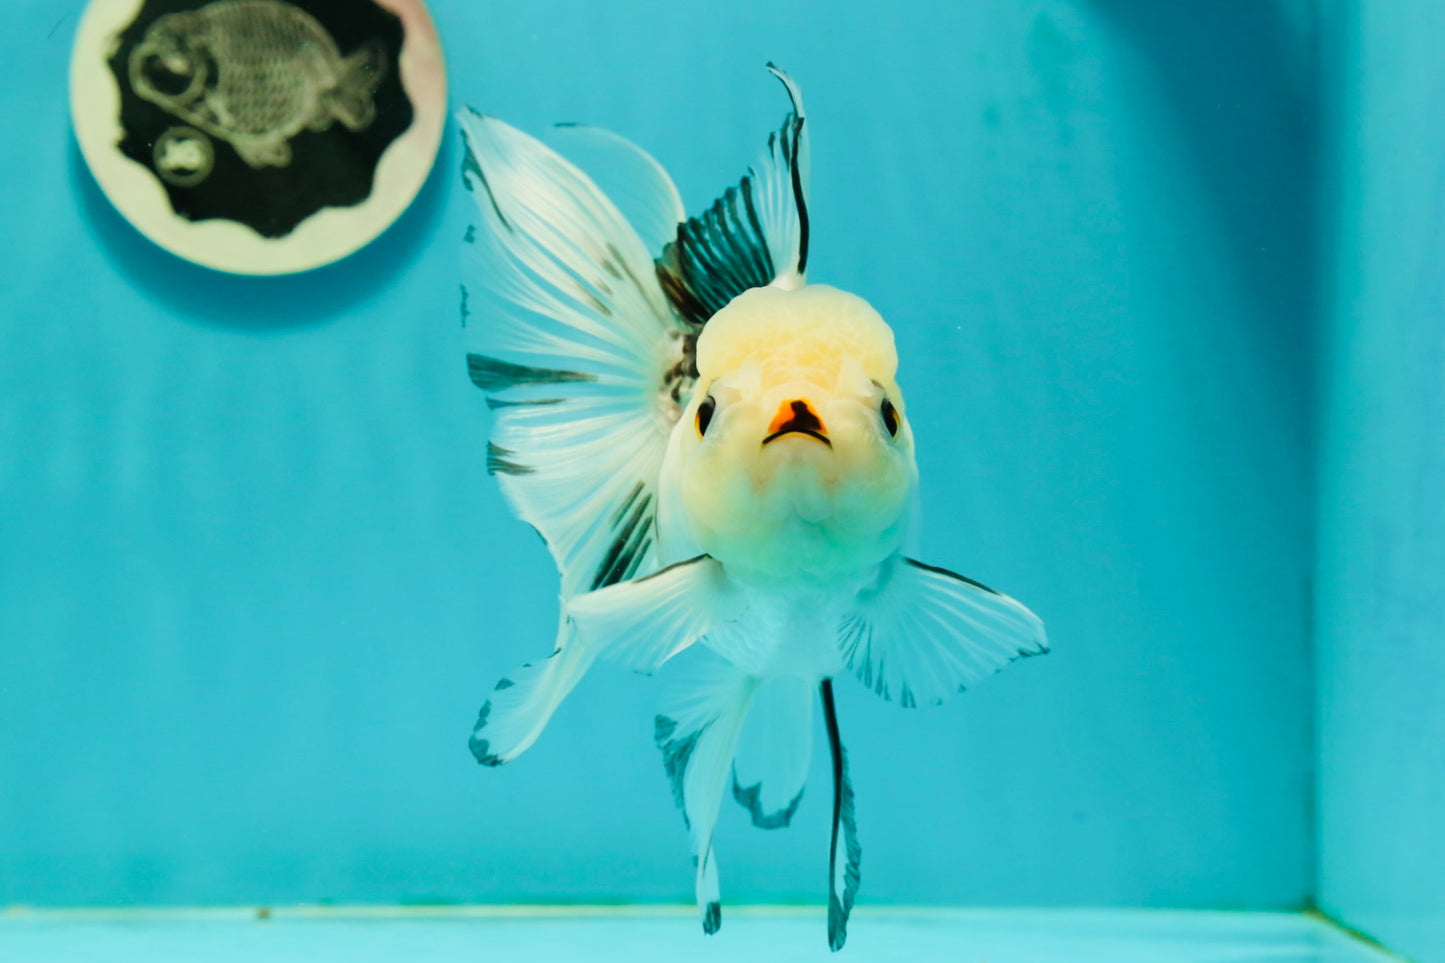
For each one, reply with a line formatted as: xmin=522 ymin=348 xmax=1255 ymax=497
xmin=458 ymin=109 xmax=687 ymax=600
xmin=457 ymin=109 xmax=691 ymax=764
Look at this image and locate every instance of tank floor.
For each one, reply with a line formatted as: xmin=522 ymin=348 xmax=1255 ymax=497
xmin=0 ymin=907 xmax=1397 ymax=962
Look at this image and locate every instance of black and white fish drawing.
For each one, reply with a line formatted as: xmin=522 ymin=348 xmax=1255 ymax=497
xmin=128 ymin=0 xmax=387 ymax=168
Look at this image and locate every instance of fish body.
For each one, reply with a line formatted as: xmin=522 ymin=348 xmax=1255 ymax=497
xmin=458 ymin=67 xmax=1047 ymax=951
xmin=129 ymin=0 xmax=386 ymax=168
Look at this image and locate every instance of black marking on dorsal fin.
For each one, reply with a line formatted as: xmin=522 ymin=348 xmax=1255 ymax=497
xmin=784 ymin=120 xmax=808 ymax=274
xmin=765 ymin=62 xmax=809 ymax=273
xmin=731 ymin=774 xmax=804 ymax=829
xmin=656 ymin=177 xmax=775 ymax=329
xmin=702 ymin=901 xmax=721 ymax=935
xmin=654 ymin=68 xmax=807 ymax=328
xmin=466 ymin=354 xmax=595 ymax=392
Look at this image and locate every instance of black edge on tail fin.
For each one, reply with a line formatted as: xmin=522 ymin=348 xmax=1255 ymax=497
xmin=820 ymin=679 xmax=861 ymax=952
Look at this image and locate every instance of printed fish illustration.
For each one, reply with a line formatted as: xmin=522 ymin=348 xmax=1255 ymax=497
xmin=128 ymin=0 xmax=386 ymax=169
xmin=458 ymin=66 xmax=1048 ymax=951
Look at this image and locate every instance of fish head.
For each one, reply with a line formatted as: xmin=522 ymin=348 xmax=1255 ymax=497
xmin=130 ymin=13 xmax=212 ymax=110
xmin=671 ymin=285 xmax=916 ymax=577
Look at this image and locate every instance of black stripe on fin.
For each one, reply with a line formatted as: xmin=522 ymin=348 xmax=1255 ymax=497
xmin=485 ymin=396 xmax=566 ymax=411
xmin=469 ymin=700 xmax=503 ymax=767
xmin=655 ymin=714 xmax=703 ymax=829
xmin=820 ymin=679 xmax=860 ymax=952
xmin=486 ymin=442 xmax=533 ymax=476
xmin=466 ymin=354 xmax=595 ymax=392
xmin=766 ymin=63 xmax=809 ymax=274
xmin=459 ymin=123 xmax=510 ymax=230
xmin=904 ymin=558 xmax=1002 ymax=596
xmin=654 ymin=67 xmax=808 ymax=328
xmin=591 ymin=489 xmax=654 ymax=590
xmin=732 ymin=774 xmax=804 ymax=830
xmin=656 ymin=178 xmax=776 ymax=328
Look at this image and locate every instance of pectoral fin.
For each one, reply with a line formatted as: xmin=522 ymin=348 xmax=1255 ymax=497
xmin=566 ymin=556 xmax=745 ymax=673
xmin=840 ymin=556 xmax=1048 ymax=707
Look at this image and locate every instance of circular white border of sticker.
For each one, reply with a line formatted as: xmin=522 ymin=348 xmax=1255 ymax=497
xmin=70 ymin=0 xmax=448 ymax=276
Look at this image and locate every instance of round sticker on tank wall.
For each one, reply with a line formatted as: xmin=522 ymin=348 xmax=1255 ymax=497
xmin=71 ymin=0 xmax=446 ymax=275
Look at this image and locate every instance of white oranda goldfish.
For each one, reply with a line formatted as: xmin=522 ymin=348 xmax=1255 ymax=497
xmin=457 ymin=66 xmax=1047 ymax=951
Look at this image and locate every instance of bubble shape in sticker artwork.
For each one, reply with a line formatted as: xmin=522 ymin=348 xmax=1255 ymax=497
xmin=127 ymin=0 xmax=388 ymax=170
xmin=152 ymin=126 xmax=215 ymax=186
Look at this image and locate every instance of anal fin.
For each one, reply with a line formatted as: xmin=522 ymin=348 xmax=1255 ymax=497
xmin=731 ymin=674 xmax=812 ymax=829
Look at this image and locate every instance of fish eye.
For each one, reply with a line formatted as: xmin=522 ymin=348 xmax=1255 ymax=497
xmin=880 ymin=398 xmax=899 ymax=437
xmin=696 ymin=395 xmax=716 ymax=437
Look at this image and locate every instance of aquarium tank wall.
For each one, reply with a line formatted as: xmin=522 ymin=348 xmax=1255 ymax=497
xmin=0 ymin=0 xmax=1439 ymax=961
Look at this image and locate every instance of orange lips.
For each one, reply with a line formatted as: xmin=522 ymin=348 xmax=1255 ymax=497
xmin=763 ymin=399 xmax=830 ymax=446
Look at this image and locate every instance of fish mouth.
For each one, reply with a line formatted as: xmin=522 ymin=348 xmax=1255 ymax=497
xmin=762 ymin=399 xmax=831 ymax=448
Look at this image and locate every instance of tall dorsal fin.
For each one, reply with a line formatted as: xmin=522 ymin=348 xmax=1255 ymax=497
xmin=656 ymin=65 xmax=810 ymax=331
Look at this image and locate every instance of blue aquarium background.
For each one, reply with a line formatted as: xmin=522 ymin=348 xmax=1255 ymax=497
xmin=0 ymin=1 xmax=1438 ymax=961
